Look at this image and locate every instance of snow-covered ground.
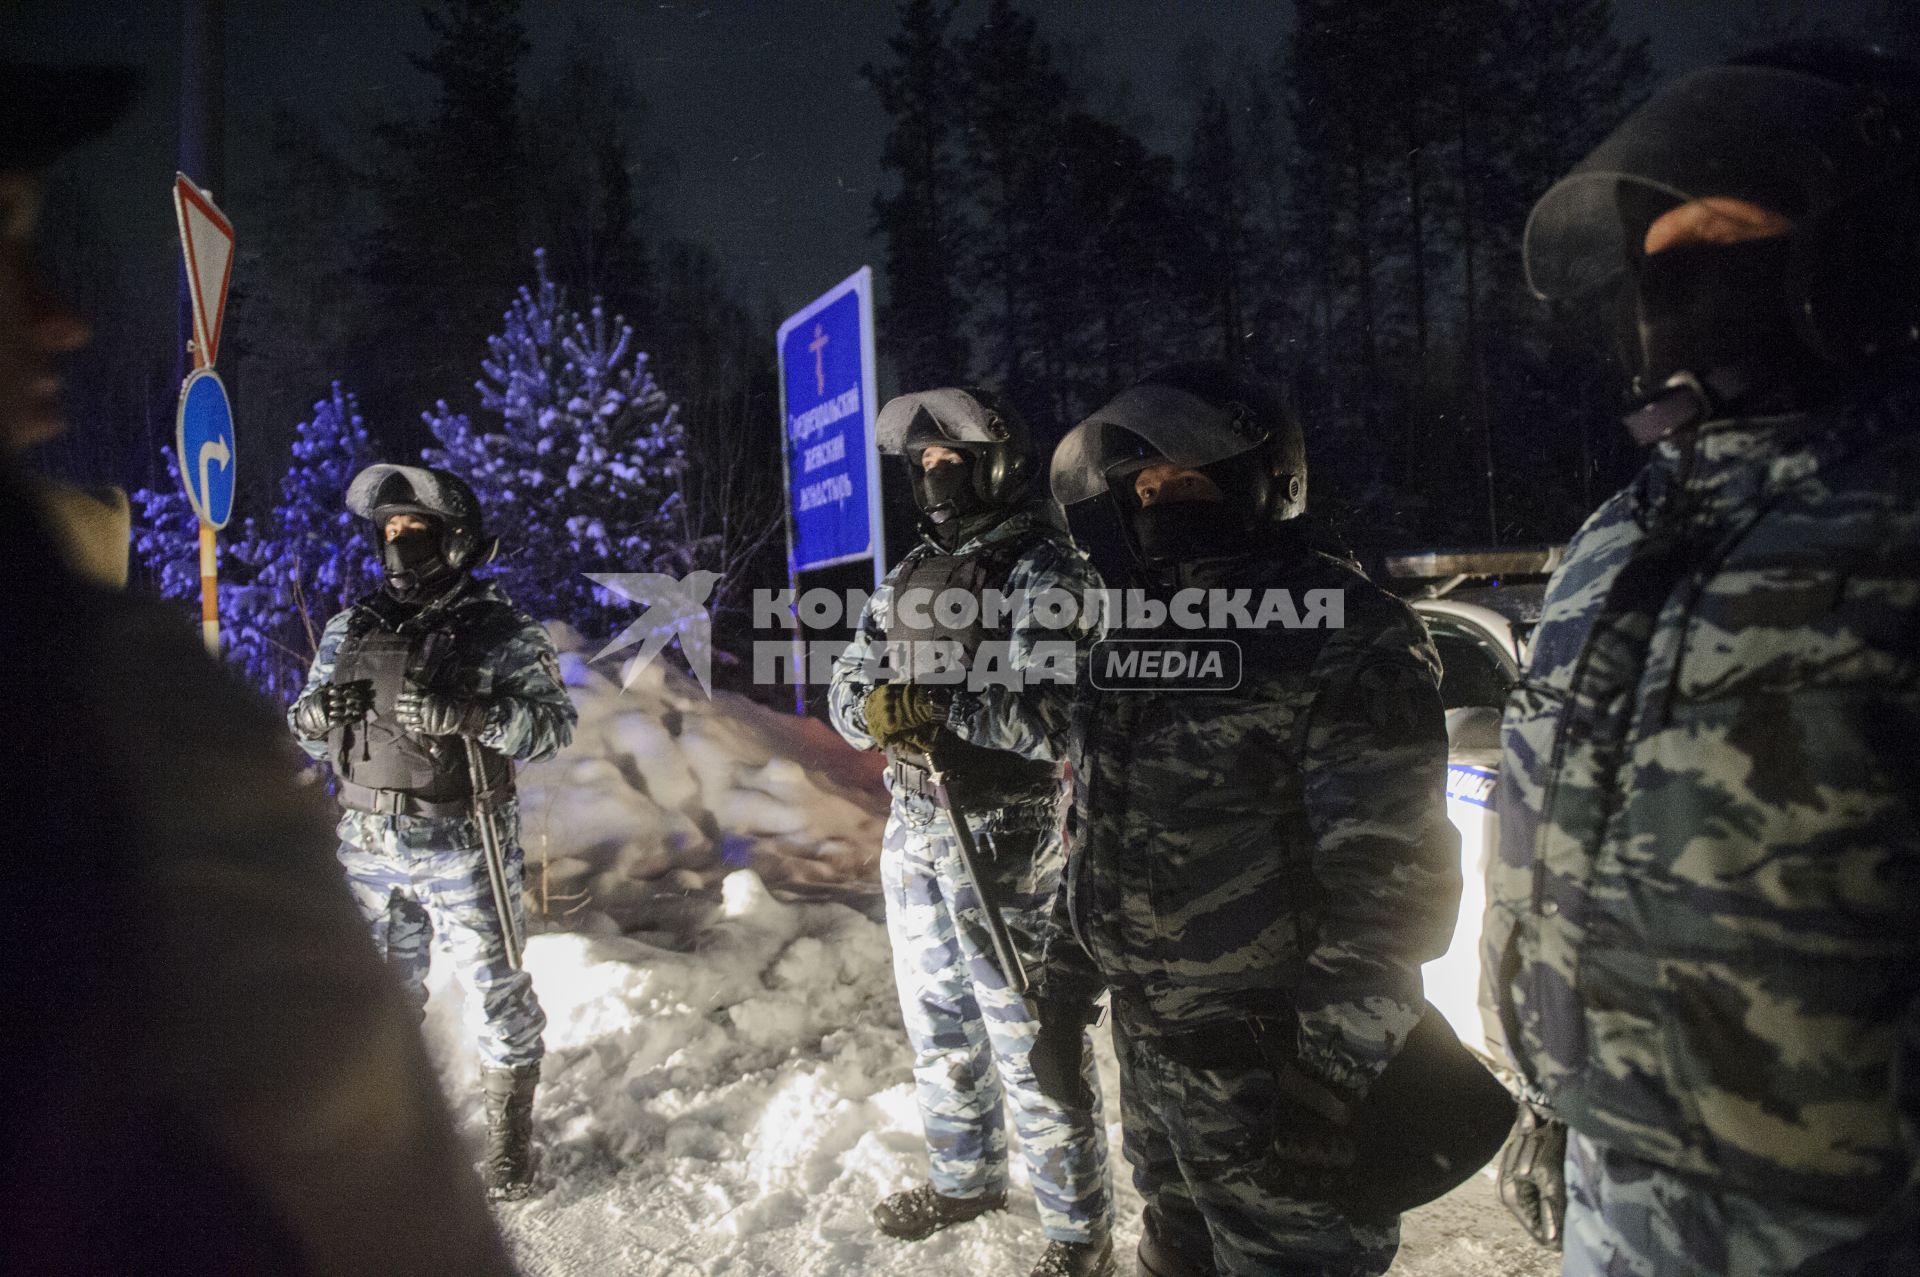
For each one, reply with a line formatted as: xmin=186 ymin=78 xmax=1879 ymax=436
xmin=418 ymin=636 xmax=1555 ymax=1276
xmin=423 ymin=881 xmax=1552 ymax=1277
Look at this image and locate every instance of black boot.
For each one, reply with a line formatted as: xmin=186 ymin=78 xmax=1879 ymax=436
xmin=871 ymin=1182 xmax=1008 ymax=1240
xmin=1032 ymin=1232 xmax=1116 ymax=1277
xmin=482 ymin=1063 xmax=539 ymax=1201
xmin=1136 ymin=1209 xmax=1215 ymax=1277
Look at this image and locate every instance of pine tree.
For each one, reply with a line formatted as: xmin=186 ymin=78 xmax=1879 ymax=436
xmin=426 ymin=249 xmax=686 ymax=639
xmin=866 ymin=0 xmax=973 ymax=390
xmin=363 ymin=0 xmax=531 ymax=444
xmin=958 ymin=0 xmax=1072 ymax=419
xmin=525 ymin=20 xmax=655 ymax=319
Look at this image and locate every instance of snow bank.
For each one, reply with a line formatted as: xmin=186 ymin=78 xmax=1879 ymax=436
xmin=421 ymin=868 xmax=1552 ymax=1277
xmin=514 ymin=627 xmax=890 ymax=934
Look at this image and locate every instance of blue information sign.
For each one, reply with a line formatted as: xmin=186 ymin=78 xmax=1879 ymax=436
xmin=777 ymin=267 xmax=883 ymax=579
xmin=175 ymin=367 xmax=236 ymax=529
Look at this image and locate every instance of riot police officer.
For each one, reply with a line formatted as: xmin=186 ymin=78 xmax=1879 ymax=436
xmin=828 ymin=387 xmax=1115 ymax=1277
xmin=290 ymin=464 xmax=576 ymax=1200
xmin=1041 ymin=362 xmax=1464 ymax=1277
xmin=1488 ymin=41 xmax=1920 ymax=1276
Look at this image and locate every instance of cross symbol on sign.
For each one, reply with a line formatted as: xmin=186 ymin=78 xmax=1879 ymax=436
xmin=809 ymin=323 xmax=829 ymax=395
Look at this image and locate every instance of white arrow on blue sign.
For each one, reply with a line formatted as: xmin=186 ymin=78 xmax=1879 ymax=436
xmin=175 ymin=367 xmax=236 ymax=529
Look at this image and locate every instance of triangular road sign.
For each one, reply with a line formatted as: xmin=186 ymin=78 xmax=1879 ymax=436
xmin=173 ymin=174 xmax=235 ymax=369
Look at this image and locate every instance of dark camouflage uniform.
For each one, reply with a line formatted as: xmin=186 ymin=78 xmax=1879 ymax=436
xmin=1045 ymin=541 xmax=1462 ymax=1277
xmin=292 ymin=580 xmax=576 ymax=1070
xmin=830 ymin=512 xmax=1114 ymax=1244
xmin=1487 ymin=386 xmax=1920 ymax=1274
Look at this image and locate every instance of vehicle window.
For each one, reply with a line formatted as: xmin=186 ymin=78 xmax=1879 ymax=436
xmin=1426 ymin=619 xmax=1515 ymax=711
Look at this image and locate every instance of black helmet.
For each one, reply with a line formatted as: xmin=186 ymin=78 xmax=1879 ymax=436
xmin=1052 ymin=362 xmax=1306 ymax=564
xmin=345 ymin=464 xmax=494 ymax=595
xmin=875 ymin=386 xmax=1038 ymax=523
xmin=1525 ymin=39 xmax=1920 ymax=406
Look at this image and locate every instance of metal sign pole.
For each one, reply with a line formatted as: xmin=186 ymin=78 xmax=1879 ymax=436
xmin=198 ymin=520 xmax=219 ymax=654
xmin=775 ymin=347 xmax=805 ymax=716
xmin=172 ymin=175 xmax=236 ymax=658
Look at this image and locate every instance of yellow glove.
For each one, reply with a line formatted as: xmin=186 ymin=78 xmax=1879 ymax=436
xmin=862 ymin=683 xmax=951 ymax=750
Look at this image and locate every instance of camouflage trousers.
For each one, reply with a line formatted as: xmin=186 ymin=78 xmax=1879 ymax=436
xmin=336 ymin=805 xmax=545 ymax=1069
xmin=880 ymin=793 xmax=1112 ymax=1242
xmin=1563 ymin=1130 xmax=1891 ymax=1277
xmin=1115 ymin=1020 xmax=1398 ymax=1277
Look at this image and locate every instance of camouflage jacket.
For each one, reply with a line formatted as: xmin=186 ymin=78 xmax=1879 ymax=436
xmin=1045 ymin=542 xmax=1461 ymax=1093
xmin=290 ymin=578 xmax=576 ymax=771
xmin=828 ymin=510 xmax=1104 ymax=814
xmin=1487 ymin=384 xmax=1920 ymax=1212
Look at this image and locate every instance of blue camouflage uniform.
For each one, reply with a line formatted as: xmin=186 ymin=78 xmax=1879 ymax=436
xmin=1486 ymin=384 xmax=1920 ymax=1275
xmin=292 ymin=579 xmax=575 ymax=1070
xmin=830 ymin=511 xmax=1114 ymax=1245
xmin=1044 ymin=538 xmax=1462 ymax=1277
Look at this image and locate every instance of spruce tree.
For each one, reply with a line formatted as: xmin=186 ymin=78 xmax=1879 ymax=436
xmin=426 ymin=250 xmax=686 ymax=640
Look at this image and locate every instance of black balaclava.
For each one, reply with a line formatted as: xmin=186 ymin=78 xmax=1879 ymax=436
xmin=1617 ymin=223 xmax=1809 ymax=405
xmin=917 ymin=453 xmax=983 ymax=523
xmin=1131 ymin=499 xmax=1229 ymax=564
xmin=917 ymin=452 xmax=1000 ymax=548
xmin=380 ymin=517 xmax=456 ymax=601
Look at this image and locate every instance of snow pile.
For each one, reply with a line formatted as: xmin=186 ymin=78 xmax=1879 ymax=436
xmin=514 ymin=629 xmax=889 ymax=934
xmin=423 ymin=868 xmax=1553 ymax=1276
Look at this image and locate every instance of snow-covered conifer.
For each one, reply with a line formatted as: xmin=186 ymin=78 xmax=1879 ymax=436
xmin=427 ymin=248 xmax=686 ymax=638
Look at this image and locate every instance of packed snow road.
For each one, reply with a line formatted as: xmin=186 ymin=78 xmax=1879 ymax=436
xmin=421 ymin=872 xmax=1553 ymax=1277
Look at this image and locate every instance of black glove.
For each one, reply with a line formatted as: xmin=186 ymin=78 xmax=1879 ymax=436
xmin=862 ymin=682 xmax=951 ymax=751
xmin=293 ymin=679 xmax=373 ymax=738
xmin=1261 ymin=1061 xmax=1364 ymax=1207
xmin=1028 ymin=998 xmax=1097 ymax=1109
xmin=394 ymin=680 xmax=491 ymax=737
xmin=1496 ymin=1101 xmax=1567 ymax=1250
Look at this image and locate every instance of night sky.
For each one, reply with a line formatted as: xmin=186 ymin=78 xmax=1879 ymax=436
xmin=8 ymin=0 xmax=1887 ymax=379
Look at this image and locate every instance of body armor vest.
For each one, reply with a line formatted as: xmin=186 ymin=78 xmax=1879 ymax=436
xmin=883 ymin=533 xmax=1062 ymax=805
xmin=327 ymin=613 xmax=512 ymax=806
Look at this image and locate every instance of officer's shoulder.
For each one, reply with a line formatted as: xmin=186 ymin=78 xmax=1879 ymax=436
xmin=1303 ymin=556 xmax=1439 ymax=678
xmin=1828 ymin=394 xmax=1920 ymax=517
xmin=1001 ymin=521 xmax=1086 ymax=579
xmin=458 ymin=590 xmax=549 ymax=645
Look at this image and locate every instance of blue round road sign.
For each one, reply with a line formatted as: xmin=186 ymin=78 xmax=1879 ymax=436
xmin=175 ymin=368 xmax=236 ymax=529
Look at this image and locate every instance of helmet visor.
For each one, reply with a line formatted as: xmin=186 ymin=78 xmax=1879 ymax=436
xmin=1049 ymin=382 xmax=1266 ymax=505
xmin=1523 ymin=64 xmax=1884 ymax=300
xmin=875 ymin=388 xmax=1009 ymax=455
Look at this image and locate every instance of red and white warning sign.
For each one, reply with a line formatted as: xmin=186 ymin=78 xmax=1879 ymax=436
xmin=172 ymin=173 xmax=235 ymax=369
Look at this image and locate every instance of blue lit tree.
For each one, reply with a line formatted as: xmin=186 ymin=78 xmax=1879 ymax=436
xmin=426 ymin=248 xmax=686 ymax=639
xmin=242 ymin=381 xmax=385 ymax=699
xmin=132 ymin=381 xmax=382 ymax=703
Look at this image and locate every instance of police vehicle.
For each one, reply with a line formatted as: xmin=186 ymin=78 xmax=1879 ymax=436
xmin=1387 ymin=546 xmax=1562 ymax=1061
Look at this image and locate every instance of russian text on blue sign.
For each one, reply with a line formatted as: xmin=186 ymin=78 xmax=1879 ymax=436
xmin=176 ymin=367 xmax=236 ymax=529
xmin=777 ymin=267 xmax=882 ymax=575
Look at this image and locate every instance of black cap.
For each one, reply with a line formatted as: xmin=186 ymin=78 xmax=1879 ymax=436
xmin=2 ymin=64 xmax=141 ymax=173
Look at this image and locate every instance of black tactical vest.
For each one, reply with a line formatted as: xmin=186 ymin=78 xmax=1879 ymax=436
xmin=883 ymin=531 xmax=1064 ymax=804
xmin=327 ymin=610 xmax=512 ymax=808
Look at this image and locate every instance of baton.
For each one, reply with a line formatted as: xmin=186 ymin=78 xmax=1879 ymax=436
xmin=462 ymin=734 xmax=524 ymax=971
xmin=920 ymin=741 xmax=1030 ymax=997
